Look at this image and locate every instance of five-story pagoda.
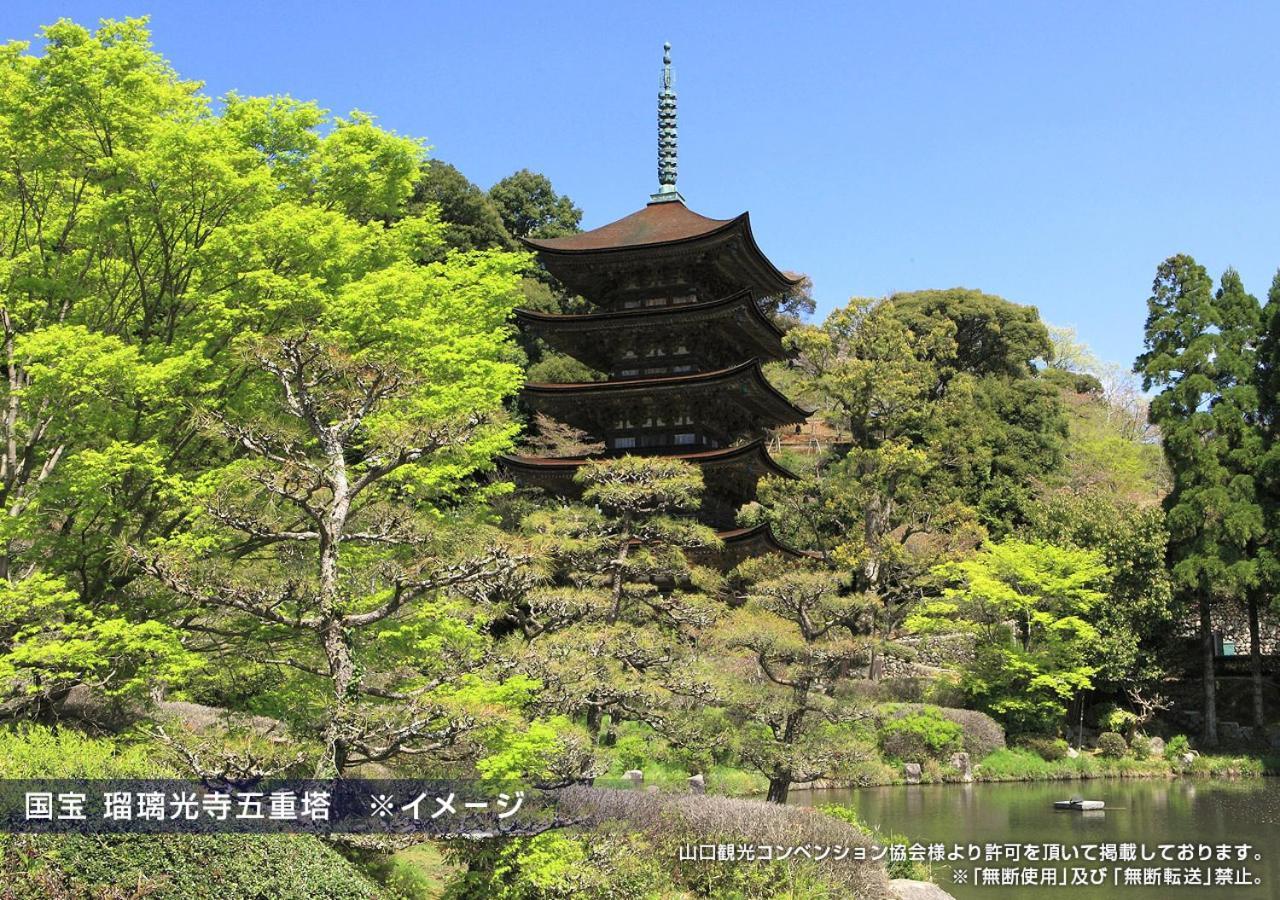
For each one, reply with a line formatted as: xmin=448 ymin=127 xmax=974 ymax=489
xmin=504 ymin=43 xmax=805 ymax=561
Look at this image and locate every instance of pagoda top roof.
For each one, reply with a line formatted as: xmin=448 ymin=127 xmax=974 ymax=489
xmin=522 ymin=201 xmax=799 ymax=301
xmin=524 ymin=201 xmax=737 ymax=252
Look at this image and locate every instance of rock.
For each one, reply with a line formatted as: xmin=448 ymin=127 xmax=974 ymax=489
xmin=58 ymin=685 xmax=288 ymax=740
xmin=687 ymin=773 xmax=706 ymax=794
xmin=1180 ymin=752 xmax=1196 ymax=766
xmin=962 ymin=770 xmax=973 ymax=783
xmin=948 ymin=752 xmax=970 ymax=776
xmin=624 ymin=769 xmax=644 ymax=787
xmin=1066 ymin=746 xmax=1080 ymax=759
xmin=1147 ymin=736 xmax=1165 ymax=757
xmin=903 ymin=762 xmax=922 ymax=785
xmin=890 ymin=879 xmax=958 ymax=899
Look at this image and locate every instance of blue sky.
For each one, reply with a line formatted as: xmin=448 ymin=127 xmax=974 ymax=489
xmin=4 ymin=2 xmax=1278 ymax=369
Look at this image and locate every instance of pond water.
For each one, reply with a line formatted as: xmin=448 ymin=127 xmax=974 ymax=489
xmin=792 ymin=778 xmax=1280 ymax=899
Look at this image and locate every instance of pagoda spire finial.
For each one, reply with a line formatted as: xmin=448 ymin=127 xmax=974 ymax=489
xmin=651 ymin=41 xmax=683 ymax=204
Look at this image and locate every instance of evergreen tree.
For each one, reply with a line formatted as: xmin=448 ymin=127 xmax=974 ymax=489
xmin=508 ymin=457 xmax=720 ymax=737
xmin=488 ymin=169 xmax=582 ymax=240
xmin=1134 ymin=257 xmax=1264 ymax=744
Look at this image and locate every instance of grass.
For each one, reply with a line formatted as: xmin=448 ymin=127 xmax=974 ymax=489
xmin=973 ymin=747 xmax=1279 ymax=782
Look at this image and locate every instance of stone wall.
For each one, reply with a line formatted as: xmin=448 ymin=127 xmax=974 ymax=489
xmin=1203 ymin=601 xmax=1280 ymax=656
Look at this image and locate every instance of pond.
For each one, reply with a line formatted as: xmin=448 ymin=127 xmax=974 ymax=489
xmin=792 ymin=778 xmax=1280 ymax=898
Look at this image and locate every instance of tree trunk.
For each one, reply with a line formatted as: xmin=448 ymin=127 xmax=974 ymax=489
xmin=766 ymin=774 xmax=791 ymax=804
xmin=1249 ymin=595 xmax=1265 ymax=730
xmin=1199 ymin=592 xmax=1218 ymax=747
xmin=317 ymin=617 xmax=355 ymax=778
xmin=584 ymin=704 xmax=602 ymax=738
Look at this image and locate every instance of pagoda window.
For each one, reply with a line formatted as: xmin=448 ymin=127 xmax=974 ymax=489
xmin=645 ymin=347 xmax=666 ymax=357
xmin=672 ymin=294 xmax=696 ymax=305
xmin=612 ymin=436 xmax=637 ymax=450
xmin=618 ymin=368 xmax=640 ymax=377
xmin=621 ymin=348 xmax=638 ymax=359
xmin=674 ymin=344 xmax=689 ymax=354
xmin=644 ymin=297 xmax=666 ymax=308
xmin=639 ymin=434 xmax=666 ymax=448
xmin=673 ymin=433 xmax=697 ymax=446
xmin=671 ymin=413 xmax=693 ymax=426
xmin=622 ymin=300 xmax=641 ymax=309
xmin=671 ymin=364 xmax=693 ymax=373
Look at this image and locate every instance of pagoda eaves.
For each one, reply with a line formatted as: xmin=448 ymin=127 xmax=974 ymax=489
xmin=513 ymin=288 xmax=788 ymax=373
xmin=522 ymin=201 xmax=799 ymax=305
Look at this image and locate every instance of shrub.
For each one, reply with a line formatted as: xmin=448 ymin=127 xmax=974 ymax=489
xmin=879 ymin=707 xmax=963 ymax=761
xmin=1129 ymin=734 xmax=1152 ymax=761
xmin=878 ymin=677 xmax=926 ymax=703
xmin=820 ymin=806 xmax=930 ymax=881
xmin=1164 ymin=734 xmax=1191 ymax=761
xmin=0 ymin=724 xmax=173 ymax=778
xmin=1089 ymin=703 xmax=1139 ymax=734
xmin=1 ymin=834 xmax=382 ymax=899
xmin=877 ymin=704 xmax=1004 ymax=759
xmin=924 ymin=678 xmax=968 ymax=709
xmin=936 ymin=707 xmax=1006 ymax=758
xmin=1018 ymin=735 xmax=1070 ymax=761
xmin=446 ymin=788 xmax=890 ymax=899
xmin=609 ymin=734 xmax=650 ymax=773
xmin=1097 ymin=732 xmax=1128 ymax=759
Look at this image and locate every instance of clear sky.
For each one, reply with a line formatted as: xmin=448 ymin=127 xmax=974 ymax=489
xmin=3 ymin=2 xmax=1278 ymax=369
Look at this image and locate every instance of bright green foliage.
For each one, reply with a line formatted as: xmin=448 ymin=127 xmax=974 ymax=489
xmin=1164 ymin=734 xmax=1191 ymax=760
xmin=765 ymin=289 xmax=1063 ymax=681
xmin=0 ymin=724 xmax=173 ymax=777
xmin=877 ymin=706 xmax=964 ymax=761
xmin=709 ymin=562 xmax=875 ymax=802
xmin=488 ymin=169 xmax=582 ymax=239
xmin=912 ymin=539 xmax=1109 ymax=734
xmin=3 ymin=833 xmax=382 ymax=899
xmin=0 ymin=16 xmax=537 ymax=772
xmin=1026 ymin=491 xmax=1175 ymax=688
xmin=0 ymin=18 xmax=534 ymax=723
xmin=0 ymin=573 xmax=198 ymax=709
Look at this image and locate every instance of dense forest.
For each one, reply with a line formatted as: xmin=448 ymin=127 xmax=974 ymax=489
xmin=0 ymin=18 xmax=1276 ymax=900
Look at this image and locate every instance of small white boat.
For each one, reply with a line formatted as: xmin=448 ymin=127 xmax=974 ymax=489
xmin=1054 ymin=798 xmax=1105 ymax=811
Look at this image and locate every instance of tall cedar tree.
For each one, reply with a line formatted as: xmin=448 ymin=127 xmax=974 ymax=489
xmin=1135 ymin=257 xmax=1264 ymax=744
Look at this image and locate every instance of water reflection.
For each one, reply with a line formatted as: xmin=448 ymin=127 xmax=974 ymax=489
xmin=791 ymin=778 xmax=1280 ymax=899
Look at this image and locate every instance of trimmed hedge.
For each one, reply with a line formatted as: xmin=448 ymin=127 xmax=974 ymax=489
xmin=0 ymin=834 xmax=382 ymax=900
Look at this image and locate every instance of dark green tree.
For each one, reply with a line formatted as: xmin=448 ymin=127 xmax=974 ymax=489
xmin=407 ymin=159 xmax=515 ymax=256
xmin=1135 ymin=257 xmax=1265 ymax=744
xmin=488 ymin=169 xmax=582 ymax=240
xmin=1258 ymin=270 xmax=1280 ymax=619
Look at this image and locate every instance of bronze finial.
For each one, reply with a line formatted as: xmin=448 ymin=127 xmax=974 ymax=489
xmin=652 ymin=41 xmax=683 ymax=203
